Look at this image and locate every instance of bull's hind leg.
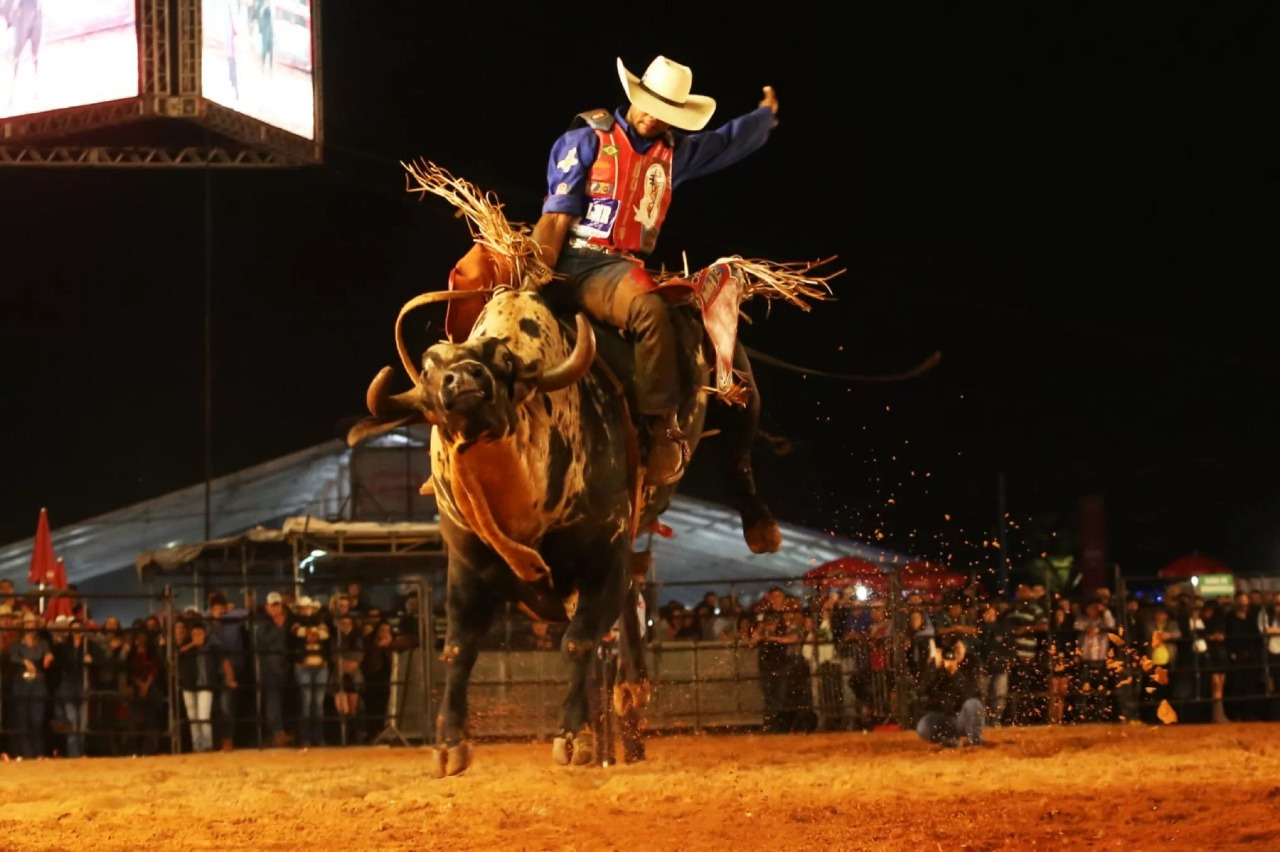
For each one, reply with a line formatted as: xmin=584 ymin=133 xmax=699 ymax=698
xmin=612 ymin=576 xmax=651 ymax=760
xmin=552 ymin=545 xmax=630 ymax=767
xmin=723 ymin=342 xmax=782 ymax=554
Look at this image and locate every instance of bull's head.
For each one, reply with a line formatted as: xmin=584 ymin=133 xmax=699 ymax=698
xmin=349 ymin=309 xmax=595 ymax=447
xmin=416 ymin=314 xmax=594 ymax=440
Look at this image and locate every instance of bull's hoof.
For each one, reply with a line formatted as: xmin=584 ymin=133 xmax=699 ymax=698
xmin=551 ymin=731 xmax=597 ymax=766
xmin=614 ymin=680 xmax=651 ymax=715
xmin=744 ymin=520 xmax=782 ymax=554
xmin=431 ymin=742 xmax=473 ymax=778
xmin=571 ymin=730 xmax=596 ymax=766
xmin=740 ymin=497 xmax=782 ymax=554
xmin=552 ymin=736 xmax=571 ymax=765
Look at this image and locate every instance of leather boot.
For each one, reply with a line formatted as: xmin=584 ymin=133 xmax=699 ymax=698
xmin=645 ymin=412 xmax=688 ymax=487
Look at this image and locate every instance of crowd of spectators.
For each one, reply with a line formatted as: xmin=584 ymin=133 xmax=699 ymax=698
xmin=644 ymin=580 xmax=1280 ymax=734
xmin=4 ymin=573 xmax=1278 ymax=760
xmin=0 ymin=579 xmax=424 ymax=760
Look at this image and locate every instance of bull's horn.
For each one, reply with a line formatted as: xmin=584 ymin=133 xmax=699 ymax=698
xmin=366 ymin=366 xmax=424 ymax=420
xmin=536 ymin=313 xmax=596 ymax=392
xmin=394 ymin=289 xmax=489 ymax=385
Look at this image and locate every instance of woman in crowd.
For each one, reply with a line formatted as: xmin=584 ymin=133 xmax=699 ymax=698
xmin=331 ymin=613 xmax=365 ymax=743
xmin=177 ymin=620 xmax=218 ymax=752
xmin=8 ymin=613 xmax=54 ymax=759
xmin=129 ymin=628 xmax=164 ymax=755
xmin=361 ymin=619 xmax=396 ymax=742
xmin=52 ymin=618 xmax=91 ymax=758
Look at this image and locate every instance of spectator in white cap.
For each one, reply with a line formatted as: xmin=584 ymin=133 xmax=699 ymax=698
xmin=253 ymin=590 xmax=293 ymax=747
xmin=290 ymin=594 xmax=331 ymax=748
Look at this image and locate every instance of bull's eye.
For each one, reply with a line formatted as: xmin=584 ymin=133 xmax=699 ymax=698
xmin=492 ymin=346 xmax=516 ymax=379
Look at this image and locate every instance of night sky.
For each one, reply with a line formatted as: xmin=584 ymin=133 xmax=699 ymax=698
xmin=2 ymin=7 xmax=1276 ymax=579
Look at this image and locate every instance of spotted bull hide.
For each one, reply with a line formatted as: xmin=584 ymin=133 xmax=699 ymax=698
xmin=351 ymin=286 xmax=700 ymax=776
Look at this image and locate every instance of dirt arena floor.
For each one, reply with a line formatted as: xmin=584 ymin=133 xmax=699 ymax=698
xmin=2 ymin=723 xmax=1278 ymax=851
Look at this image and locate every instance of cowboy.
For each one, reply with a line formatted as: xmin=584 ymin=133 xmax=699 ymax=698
xmin=523 ymin=55 xmax=780 ymax=487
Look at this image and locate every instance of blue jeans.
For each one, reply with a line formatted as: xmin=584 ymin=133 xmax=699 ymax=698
xmin=11 ymin=683 xmax=47 ymax=759
xmin=215 ymin=686 xmax=238 ymax=744
xmin=260 ymin=680 xmax=285 ymax=741
xmin=294 ymin=666 xmax=329 ymax=747
xmin=59 ymin=696 xmax=88 ymax=758
xmin=916 ymin=697 xmax=985 ymax=746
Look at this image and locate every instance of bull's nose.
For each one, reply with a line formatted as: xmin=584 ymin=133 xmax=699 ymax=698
xmin=443 ymin=362 xmax=485 ymax=387
xmin=441 ymin=362 xmax=488 ymax=408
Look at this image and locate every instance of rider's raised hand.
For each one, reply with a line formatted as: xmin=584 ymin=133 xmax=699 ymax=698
xmin=759 ymin=85 xmax=779 ymax=126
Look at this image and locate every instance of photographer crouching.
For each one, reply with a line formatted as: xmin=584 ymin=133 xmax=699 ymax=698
xmin=914 ymin=637 xmax=987 ymax=749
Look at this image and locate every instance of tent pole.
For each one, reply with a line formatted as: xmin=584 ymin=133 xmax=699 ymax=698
xmin=203 ymin=155 xmax=214 ymax=544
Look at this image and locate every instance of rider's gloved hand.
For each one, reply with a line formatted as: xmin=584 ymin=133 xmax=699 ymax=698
xmin=759 ymin=85 xmax=779 ymax=127
xmin=520 ymin=257 xmax=554 ymax=292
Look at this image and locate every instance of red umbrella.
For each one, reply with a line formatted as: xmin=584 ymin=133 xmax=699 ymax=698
xmin=803 ymin=556 xmax=891 ymax=592
xmin=44 ymin=558 xmax=75 ymax=624
xmin=1158 ymin=553 xmax=1230 ymax=579
xmin=28 ymin=507 xmax=57 ymax=587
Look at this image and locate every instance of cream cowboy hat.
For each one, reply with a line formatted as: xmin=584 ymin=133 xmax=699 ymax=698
xmin=617 ymin=55 xmax=717 ymax=131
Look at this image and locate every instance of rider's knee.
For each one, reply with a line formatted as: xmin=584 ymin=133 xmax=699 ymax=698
xmin=625 ymin=290 xmax=669 ymax=339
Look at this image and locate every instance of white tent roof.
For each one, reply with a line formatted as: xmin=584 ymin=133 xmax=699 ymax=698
xmin=0 ymin=441 xmax=350 ymax=587
xmin=0 ymin=440 xmax=910 ymax=600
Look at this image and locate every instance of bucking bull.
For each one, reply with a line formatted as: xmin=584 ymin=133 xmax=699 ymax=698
xmin=347 ymin=162 xmax=936 ymax=776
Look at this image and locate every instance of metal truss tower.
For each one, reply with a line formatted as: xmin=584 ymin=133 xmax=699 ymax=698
xmin=0 ymin=0 xmax=323 ymax=168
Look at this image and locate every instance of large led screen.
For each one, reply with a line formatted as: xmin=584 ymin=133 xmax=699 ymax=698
xmin=202 ymin=0 xmax=315 ymax=140
xmin=0 ymin=0 xmax=139 ymax=119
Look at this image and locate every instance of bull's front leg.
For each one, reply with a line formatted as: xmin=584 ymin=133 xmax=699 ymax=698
xmin=432 ymin=567 xmax=495 ymax=777
xmin=434 ymin=630 xmax=480 ymax=777
xmin=551 ymin=630 xmax=599 ymax=767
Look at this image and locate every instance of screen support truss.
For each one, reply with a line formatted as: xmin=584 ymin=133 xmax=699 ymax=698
xmin=0 ymin=0 xmax=322 ymax=168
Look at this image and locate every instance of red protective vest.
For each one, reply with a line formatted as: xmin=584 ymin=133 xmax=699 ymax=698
xmin=569 ymin=113 xmax=674 ymax=255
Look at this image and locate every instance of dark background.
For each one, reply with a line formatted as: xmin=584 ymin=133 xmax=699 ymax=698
xmin=2 ymin=6 xmax=1276 ymax=578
